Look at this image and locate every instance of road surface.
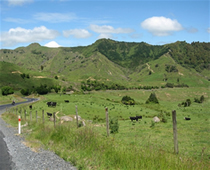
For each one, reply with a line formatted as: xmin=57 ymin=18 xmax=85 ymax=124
xmin=0 ymin=98 xmax=38 ymax=170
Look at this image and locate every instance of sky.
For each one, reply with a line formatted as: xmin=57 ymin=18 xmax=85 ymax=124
xmin=0 ymin=0 xmax=209 ymax=49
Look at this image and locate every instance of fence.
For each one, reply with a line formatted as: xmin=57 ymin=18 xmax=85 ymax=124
xmin=6 ymin=105 xmax=178 ymax=153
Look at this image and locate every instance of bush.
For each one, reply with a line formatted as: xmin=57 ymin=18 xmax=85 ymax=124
xmin=109 ymin=117 xmax=119 ymax=134
xmin=121 ymin=95 xmax=135 ymax=105
xmin=20 ymin=88 xmax=31 ymax=96
xmin=1 ymin=86 xmax=14 ymax=96
xmin=146 ymin=93 xmax=159 ymax=104
xmin=200 ymin=95 xmax=205 ymax=103
xmin=165 ymin=83 xmax=174 ymax=88
xmin=182 ymin=99 xmax=191 ymax=107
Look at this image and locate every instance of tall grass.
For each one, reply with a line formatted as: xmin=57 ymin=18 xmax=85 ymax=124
xmin=3 ymin=111 xmax=209 ymax=170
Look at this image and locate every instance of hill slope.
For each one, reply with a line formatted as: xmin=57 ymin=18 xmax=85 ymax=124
xmin=0 ymin=39 xmax=209 ymax=89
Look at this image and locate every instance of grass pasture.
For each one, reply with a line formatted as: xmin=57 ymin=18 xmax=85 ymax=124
xmin=2 ymin=87 xmax=210 ymax=169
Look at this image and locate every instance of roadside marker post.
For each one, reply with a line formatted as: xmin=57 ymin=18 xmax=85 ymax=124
xmin=18 ymin=116 xmax=21 ymax=134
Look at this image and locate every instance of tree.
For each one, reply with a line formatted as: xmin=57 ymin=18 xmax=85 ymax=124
xmin=200 ymin=95 xmax=205 ymax=103
xmin=1 ymin=86 xmax=14 ymax=96
xmin=146 ymin=93 xmax=159 ymax=104
xmin=121 ymin=95 xmax=135 ymax=105
xmin=20 ymin=88 xmax=31 ymax=96
xmin=55 ymin=76 xmax=58 ymax=79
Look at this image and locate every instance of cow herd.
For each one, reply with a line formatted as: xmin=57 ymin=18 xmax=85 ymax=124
xmin=28 ymin=101 xmax=191 ymax=122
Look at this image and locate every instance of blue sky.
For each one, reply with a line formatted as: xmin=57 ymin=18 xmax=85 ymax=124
xmin=0 ymin=0 xmax=209 ymax=49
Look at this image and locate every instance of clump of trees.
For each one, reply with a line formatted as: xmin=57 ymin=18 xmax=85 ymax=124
xmin=146 ymin=93 xmax=159 ymax=104
xmin=81 ymin=80 xmax=127 ymax=91
xmin=20 ymin=73 xmax=30 ymax=79
xmin=121 ymin=95 xmax=135 ymax=105
xmin=1 ymin=86 xmax=14 ymax=96
xmin=194 ymin=95 xmax=205 ymax=103
xmin=165 ymin=64 xmax=178 ymax=72
xmin=181 ymin=99 xmax=191 ymax=107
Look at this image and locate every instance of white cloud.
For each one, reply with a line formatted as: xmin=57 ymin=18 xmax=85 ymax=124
xmin=63 ymin=29 xmax=92 ymax=38
xmin=4 ymin=17 xmax=32 ymax=24
xmin=44 ymin=41 xmax=61 ymax=48
xmin=97 ymin=33 xmax=113 ymax=39
xmin=34 ymin=12 xmax=77 ymax=23
xmin=141 ymin=16 xmax=183 ymax=36
xmin=207 ymin=28 xmax=210 ymax=33
xmin=90 ymin=24 xmax=134 ymax=34
xmin=8 ymin=0 xmax=33 ymax=6
xmin=0 ymin=26 xmax=60 ymax=47
xmin=186 ymin=27 xmax=198 ymax=33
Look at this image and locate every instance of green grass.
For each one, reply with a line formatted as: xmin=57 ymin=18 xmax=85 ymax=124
xmin=1 ymin=87 xmax=210 ymax=169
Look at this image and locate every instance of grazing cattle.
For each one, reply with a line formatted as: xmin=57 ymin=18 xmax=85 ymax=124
xmin=64 ymin=100 xmax=69 ymax=103
xmin=184 ymin=117 xmax=191 ymax=120
xmin=136 ymin=116 xmax=142 ymax=119
xmin=47 ymin=102 xmax=52 ymax=107
xmin=52 ymin=102 xmax=57 ymax=107
xmin=47 ymin=102 xmax=57 ymax=107
xmin=130 ymin=116 xmax=139 ymax=121
xmin=47 ymin=112 xmax=52 ymax=117
xmin=29 ymin=105 xmax=32 ymax=109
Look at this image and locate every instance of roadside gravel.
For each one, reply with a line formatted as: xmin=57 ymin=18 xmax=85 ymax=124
xmin=0 ymin=109 xmax=77 ymax=170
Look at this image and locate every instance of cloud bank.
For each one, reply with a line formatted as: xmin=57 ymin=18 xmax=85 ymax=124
xmin=8 ymin=0 xmax=33 ymax=6
xmin=0 ymin=26 xmax=59 ymax=47
xmin=63 ymin=29 xmax=92 ymax=38
xmin=141 ymin=16 xmax=183 ymax=36
xmin=34 ymin=12 xmax=77 ymax=23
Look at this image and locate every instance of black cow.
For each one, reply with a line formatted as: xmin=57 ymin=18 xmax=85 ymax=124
xmin=184 ymin=117 xmax=191 ymax=120
xmin=47 ymin=102 xmax=52 ymax=107
xmin=136 ymin=116 xmax=142 ymax=119
xmin=47 ymin=112 xmax=52 ymax=117
xmin=29 ymin=105 xmax=32 ymax=109
xmin=47 ymin=102 xmax=57 ymax=107
xmin=64 ymin=100 xmax=69 ymax=103
xmin=130 ymin=117 xmax=139 ymax=121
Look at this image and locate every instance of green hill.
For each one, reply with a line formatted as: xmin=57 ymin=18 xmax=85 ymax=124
xmin=0 ymin=39 xmax=209 ymax=90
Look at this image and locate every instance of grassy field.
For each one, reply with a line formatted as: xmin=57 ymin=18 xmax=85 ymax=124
xmin=1 ymin=87 xmax=210 ymax=169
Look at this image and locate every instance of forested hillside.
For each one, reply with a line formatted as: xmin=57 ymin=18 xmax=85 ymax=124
xmin=0 ymin=39 xmax=209 ymax=90
xmin=167 ymin=41 xmax=210 ymax=72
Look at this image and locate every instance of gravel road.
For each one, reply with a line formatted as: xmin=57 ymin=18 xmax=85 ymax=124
xmin=0 ymin=103 xmax=77 ymax=170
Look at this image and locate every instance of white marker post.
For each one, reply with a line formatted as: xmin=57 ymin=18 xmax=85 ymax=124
xmin=18 ymin=116 xmax=21 ymax=134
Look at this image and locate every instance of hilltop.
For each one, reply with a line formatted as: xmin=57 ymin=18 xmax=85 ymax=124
xmin=0 ymin=39 xmax=209 ymax=90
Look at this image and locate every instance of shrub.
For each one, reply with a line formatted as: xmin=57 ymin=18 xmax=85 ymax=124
xmin=161 ymin=114 xmax=168 ymax=123
xmin=55 ymin=76 xmax=58 ymax=79
xmin=165 ymin=83 xmax=174 ymax=88
xmin=1 ymin=86 xmax=14 ymax=96
xmin=20 ymin=88 xmax=31 ymax=96
xmin=121 ymin=95 xmax=135 ymax=105
xmin=146 ymin=93 xmax=159 ymax=104
xmin=200 ymin=95 xmax=205 ymax=103
xmin=182 ymin=99 xmax=191 ymax=107
xmin=109 ymin=117 xmax=119 ymax=134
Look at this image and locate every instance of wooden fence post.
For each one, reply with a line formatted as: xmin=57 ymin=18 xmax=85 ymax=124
xmin=75 ymin=105 xmax=79 ymax=128
xmin=172 ymin=110 xmax=179 ymax=154
xmin=24 ymin=110 xmax=26 ymax=120
xmin=53 ymin=112 xmax=56 ymax=128
xmin=105 ymin=107 xmax=109 ymax=137
xmin=42 ymin=110 xmax=44 ymax=124
xmin=30 ymin=111 xmax=32 ymax=122
xmin=36 ymin=110 xmax=38 ymax=123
